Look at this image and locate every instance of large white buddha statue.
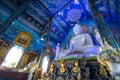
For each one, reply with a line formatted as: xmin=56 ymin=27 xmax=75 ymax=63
xmin=55 ymin=23 xmax=102 ymax=59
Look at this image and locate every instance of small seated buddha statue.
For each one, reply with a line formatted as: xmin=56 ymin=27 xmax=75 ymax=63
xmin=59 ymin=59 xmax=66 ymax=74
xmin=48 ymin=63 xmax=54 ymax=74
xmin=77 ymin=73 xmax=81 ymax=80
xmin=72 ymin=60 xmax=79 ymax=73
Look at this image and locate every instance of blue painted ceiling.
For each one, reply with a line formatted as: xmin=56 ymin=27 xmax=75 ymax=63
xmin=0 ymin=0 xmax=120 ymax=53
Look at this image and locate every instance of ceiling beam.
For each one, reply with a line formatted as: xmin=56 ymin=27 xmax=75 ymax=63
xmin=0 ymin=2 xmax=14 ymax=15
xmin=26 ymin=11 xmax=47 ymax=26
xmin=0 ymin=0 xmax=17 ymax=11
xmin=33 ymin=0 xmax=53 ymax=16
xmin=32 ymin=0 xmax=53 ymax=30
xmin=54 ymin=0 xmax=73 ymax=16
xmin=0 ymin=0 xmax=31 ymax=36
xmin=53 ymin=18 xmax=68 ymax=34
xmin=31 ymin=0 xmax=51 ymax=18
xmin=28 ymin=3 xmax=48 ymax=22
xmin=18 ymin=17 xmax=42 ymax=33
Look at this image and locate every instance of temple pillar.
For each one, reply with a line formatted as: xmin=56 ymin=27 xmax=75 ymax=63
xmin=39 ymin=19 xmax=53 ymax=70
xmin=87 ymin=0 xmax=119 ymax=48
xmin=0 ymin=0 xmax=31 ymax=36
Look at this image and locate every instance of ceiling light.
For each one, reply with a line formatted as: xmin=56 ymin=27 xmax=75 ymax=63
xmin=41 ymin=38 xmax=44 ymax=41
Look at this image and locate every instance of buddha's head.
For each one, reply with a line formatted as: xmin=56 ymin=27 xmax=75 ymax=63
xmin=73 ymin=23 xmax=83 ymax=36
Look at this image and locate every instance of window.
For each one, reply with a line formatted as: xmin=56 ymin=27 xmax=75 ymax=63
xmin=1 ymin=45 xmax=24 ymax=68
xmin=41 ymin=56 xmax=49 ymax=74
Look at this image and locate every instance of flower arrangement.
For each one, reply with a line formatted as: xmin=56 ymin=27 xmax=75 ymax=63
xmin=98 ymin=39 xmax=120 ymax=63
xmin=100 ymin=49 xmax=120 ymax=62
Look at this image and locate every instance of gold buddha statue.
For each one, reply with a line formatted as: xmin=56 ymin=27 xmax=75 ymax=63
xmin=72 ymin=60 xmax=79 ymax=73
xmin=59 ymin=59 xmax=66 ymax=74
xmin=77 ymin=73 xmax=81 ymax=80
xmin=48 ymin=63 xmax=54 ymax=73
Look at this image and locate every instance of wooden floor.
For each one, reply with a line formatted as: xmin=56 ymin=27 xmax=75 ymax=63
xmin=0 ymin=69 xmax=29 ymax=80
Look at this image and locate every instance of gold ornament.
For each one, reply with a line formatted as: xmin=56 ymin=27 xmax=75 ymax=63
xmin=59 ymin=59 xmax=66 ymax=74
xmin=48 ymin=63 xmax=54 ymax=73
xmin=77 ymin=73 xmax=81 ymax=80
xmin=99 ymin=64 xmax=107 ymax=76
xmin=72 ymin=60 xmax=79 ymax=73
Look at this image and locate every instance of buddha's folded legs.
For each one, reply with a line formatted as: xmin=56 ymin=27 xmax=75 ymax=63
xmin=83 ymin=46 xmax=102 ymax=54
xmin=57 ymin=46 xmax=102 ymax=59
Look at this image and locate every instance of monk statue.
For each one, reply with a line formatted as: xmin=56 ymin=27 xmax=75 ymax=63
xmin=55 ymin=23 xmax=102 ymax=58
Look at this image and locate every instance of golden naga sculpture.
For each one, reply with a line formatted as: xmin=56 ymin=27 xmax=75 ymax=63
xmin=59 ymin=59 xmax=66 ymax=74
xmin=48 ymin=63 xmax=54 ymax=73
xmin=99 ymin=64 xmax=107 ymax=76
xmin=97 ymin=54 xmax=111 ymax=72
xmin=72 ymin=60 xmax=79 ymax=73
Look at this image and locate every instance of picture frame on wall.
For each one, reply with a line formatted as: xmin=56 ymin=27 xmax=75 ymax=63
xmin=13 ymin=32 xmax=31 ymax=48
